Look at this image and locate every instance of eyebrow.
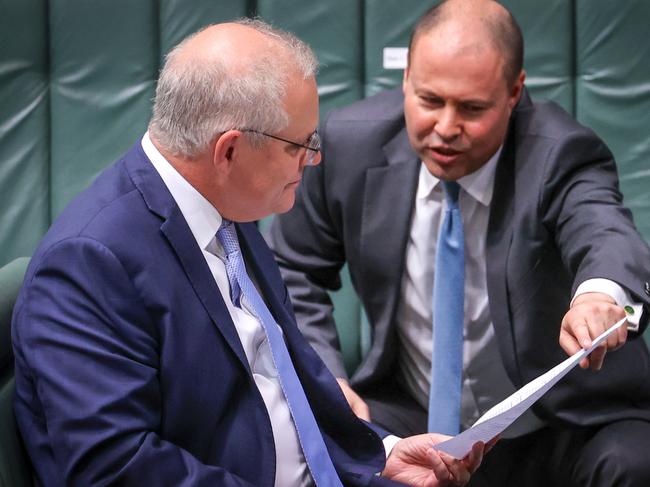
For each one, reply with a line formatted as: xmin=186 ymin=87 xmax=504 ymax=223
xmin=417 ymin=89 xmax=493 ymax=106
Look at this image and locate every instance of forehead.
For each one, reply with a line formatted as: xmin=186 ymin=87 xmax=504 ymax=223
xmin=282 ymin=76 xmax=319 ymax=133
xmin=408 ymin=29 xmax=508 ymax=97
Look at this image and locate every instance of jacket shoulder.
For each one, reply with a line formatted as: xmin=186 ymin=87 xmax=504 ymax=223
xmin=325 ymin=88 xmax=405 ymax=124
xmin=514 ymin=95 xmax=597 ymax=142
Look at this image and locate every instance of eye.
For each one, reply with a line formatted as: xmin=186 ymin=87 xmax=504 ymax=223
xmin=419 ymin=95 xmax=444 ymax=107
xmin=286 ymin=145 xmax=302 ymax=156
xmin=460 ymin=103 xmax=487 ymax=114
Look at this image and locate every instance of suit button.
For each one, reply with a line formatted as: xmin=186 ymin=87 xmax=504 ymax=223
xmin=645 ymin=282 xmax=650 ymax=296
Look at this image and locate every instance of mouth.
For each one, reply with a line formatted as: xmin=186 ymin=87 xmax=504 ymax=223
xmin=428 ymin=146 xmax=463 ymax=165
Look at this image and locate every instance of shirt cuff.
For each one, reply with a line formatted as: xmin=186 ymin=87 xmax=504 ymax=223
xmin=382 ymin=434 xmax=401 ymax=459
xmin=572 ymin=278 xmax=642 ymax=331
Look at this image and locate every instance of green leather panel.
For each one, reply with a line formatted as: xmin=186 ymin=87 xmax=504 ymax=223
xmin=364 ymin=0 xmax=574 ymax=110
xmin=0 ymin=378 xmax=31 ymax=487
xmin=49 ymin=0 xmax=157 ymax=218
xmin=159 ymin=0 xmax=249 ymax=59
xmin=501 ymin=0 xmax=574 ymax=112
xmin=575 ymin=0 xmax=650 ymax=242
xmin=0 ymin=0 xmax=49 ymax=268
xmin=0 ymin=258 xmax=29 ymax=373
xmin=256 ymin=0 xmax=364 ymax=116
xmin=364 ymin=0 xmax=432 ymax=96
xmin=0 ymin=258 xmax=31 ymax=486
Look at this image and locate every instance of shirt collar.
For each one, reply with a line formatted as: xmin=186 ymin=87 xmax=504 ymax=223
xmin=141 ymin=132 xmax=223 ymax=253
xmin=417 ymin=145 xmax=502 ymax=207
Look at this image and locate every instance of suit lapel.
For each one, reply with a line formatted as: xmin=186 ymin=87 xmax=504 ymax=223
xmin=123 ymin=143 xmax=386 ymax=474
xmin=359 ymin=126 xmax=420 ymax=333
xmin=485 ymin=93 xmax=532 ymax=386
xmin=237 ymin=224 xmax=346 ymax=410
xmin=237 ymin=222 xmax=323 ymax=372
xmin=237 ymin=222 xmax=388 ymax=472
xmin=124 ymin=144 xmax=251 ymax=373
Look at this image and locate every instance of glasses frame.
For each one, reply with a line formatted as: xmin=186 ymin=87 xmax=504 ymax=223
xmin=241 ymin=129 xmax=321 ymax=165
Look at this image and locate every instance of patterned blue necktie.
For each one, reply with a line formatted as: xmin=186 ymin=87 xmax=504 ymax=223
xmin=428 ymin=181 xmax=465 ymax=435
xmin=216 ymin=220 xmax=342 ymax=487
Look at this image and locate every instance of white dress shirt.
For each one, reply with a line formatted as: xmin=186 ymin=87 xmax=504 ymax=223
xmin=395 ymin=149 xmax=641 ymax=437
xmin=142 ymin=133 xmax=312 ymax=486
xmin=396 ymin=148 xmax=545 ymax=436
xmin=397 ymin=148 xmax=641 ymax=438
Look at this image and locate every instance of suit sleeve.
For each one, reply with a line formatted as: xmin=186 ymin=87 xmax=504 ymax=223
xmin=268 ymin=114 xmax=351 ymax=380
xmin=14 ymin=238 xmax=258 ymax=487
xmin=541 ymin=128 xmax=650 ymax=332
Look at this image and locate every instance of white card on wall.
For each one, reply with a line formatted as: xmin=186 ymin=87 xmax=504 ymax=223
xmin=383 ymin=47 xmax=408 ymax=69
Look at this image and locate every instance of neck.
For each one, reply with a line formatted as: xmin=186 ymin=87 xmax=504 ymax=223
xmin=149 ymin=134 xmax=228 ymax=214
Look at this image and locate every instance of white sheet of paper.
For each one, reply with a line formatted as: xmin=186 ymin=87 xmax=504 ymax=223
xmin=434 ymin=317 xmax=627 ymax=459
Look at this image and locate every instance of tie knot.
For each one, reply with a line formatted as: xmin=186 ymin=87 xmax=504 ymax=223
xmin=442 ymin=181 xmax=461 ymax=207
xmin=216 ymin=219 xmax=240 ymax=257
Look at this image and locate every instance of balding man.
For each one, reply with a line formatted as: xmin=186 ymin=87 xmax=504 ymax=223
xmin=269 ymin=1 xmax=650 ymax=485
xmin=12 ymin=20 xmax=485 ymax=487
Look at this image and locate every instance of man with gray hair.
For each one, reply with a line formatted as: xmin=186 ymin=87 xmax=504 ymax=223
xmin=12 ymin=19 xmax=485 ymax=487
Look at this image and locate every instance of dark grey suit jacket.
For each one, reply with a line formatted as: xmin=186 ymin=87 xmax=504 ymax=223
xmin=269 ymin=88 xmax=650 ymax=427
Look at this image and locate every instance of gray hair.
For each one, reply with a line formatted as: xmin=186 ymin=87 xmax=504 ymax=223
xmin=148 ymin=18 xmax=318 ymax=158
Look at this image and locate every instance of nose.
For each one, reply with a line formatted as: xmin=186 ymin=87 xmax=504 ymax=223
xmin=434 ymin=107 xmax=461 ymax=141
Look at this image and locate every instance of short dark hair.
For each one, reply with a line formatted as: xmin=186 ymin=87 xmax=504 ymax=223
xmin=407 ymin=0 xmax=524 ymax=86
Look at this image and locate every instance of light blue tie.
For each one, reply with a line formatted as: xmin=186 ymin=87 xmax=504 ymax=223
xmin=428 ymin=181 xmax=465 ymax=435
xmin=216 ymin=220 xmax=342 ymax=487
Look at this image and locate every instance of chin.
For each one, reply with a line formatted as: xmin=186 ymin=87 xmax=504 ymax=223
xmin=422 ymin=159 xmax=448 ymax=179
xmin=274 ymin=196 xmax=296 ymax=215
xmin=424 ymin=158 xmax=473 ymax=181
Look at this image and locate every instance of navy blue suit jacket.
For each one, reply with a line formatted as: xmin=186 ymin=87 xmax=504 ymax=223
xmin=12 ymin=142 xmax=397 ymax=486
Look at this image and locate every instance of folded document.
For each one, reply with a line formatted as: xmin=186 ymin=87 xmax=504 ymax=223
xmin=434 ymin=317 xmax=628 ymax=459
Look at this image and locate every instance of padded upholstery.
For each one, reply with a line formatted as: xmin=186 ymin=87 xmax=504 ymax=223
xmin=0 ymin=1 xmax=649 ymax=371
xmin=504 ymin=0 xmax=575 ymax=108
xmin=0 ymin=257 xmax=31 ymax=487
xmin=365 ymin=0 xmax=575 ymax=105
xmin=0 ymin=0 xmax=49 ymax=266
xmin=575 ymin=0 xmax=650 ymax=239
xmin=257 ymin=0 xmax=365 ymax=113
xmin=364 ymin=2 xmax=432 ymax=95
xmin=49 ymin=0 xmax=158 ymax=217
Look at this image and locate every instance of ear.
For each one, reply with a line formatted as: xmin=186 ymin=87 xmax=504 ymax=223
xmin=508 ymin=69 xmax=526 ymax=109
xmin=212 ymin=130 xmax=243 ymax=173
xmin=402 ymin=65 xmax=410 ymax=94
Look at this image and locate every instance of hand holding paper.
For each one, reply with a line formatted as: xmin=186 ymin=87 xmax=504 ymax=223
xmin=433 ymin=317 xmax=628 ymax=459
xmin=560 ymin=292 xmax=630 ymax=370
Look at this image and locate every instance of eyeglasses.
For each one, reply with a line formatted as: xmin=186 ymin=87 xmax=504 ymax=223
xmin=242 ymin=129 xmax=321 ymax=166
